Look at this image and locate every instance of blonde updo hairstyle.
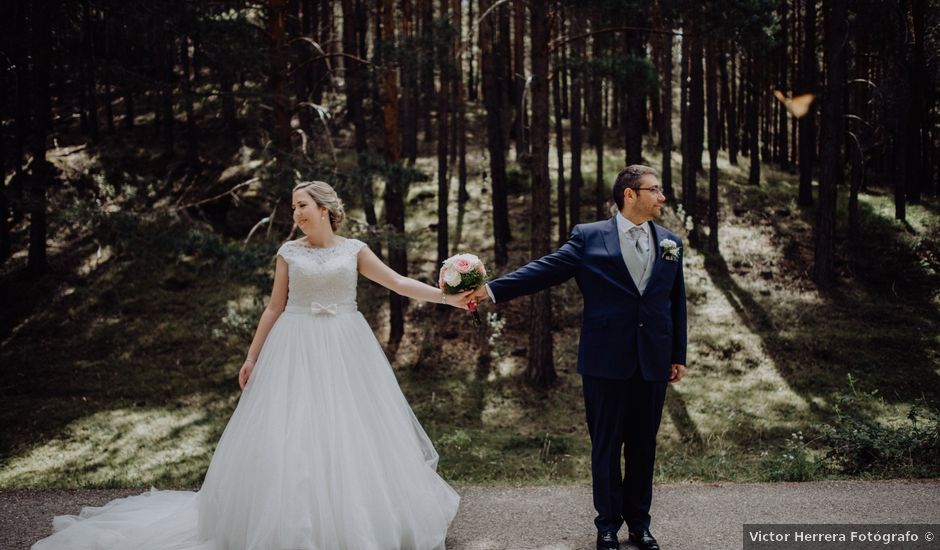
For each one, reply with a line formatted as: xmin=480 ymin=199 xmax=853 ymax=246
xmin=292 ymin=181 xmax=346 ymax=231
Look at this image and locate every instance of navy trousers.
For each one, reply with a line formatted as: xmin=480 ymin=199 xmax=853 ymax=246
xmin=582 ymin=372 xmax=667 ymax=533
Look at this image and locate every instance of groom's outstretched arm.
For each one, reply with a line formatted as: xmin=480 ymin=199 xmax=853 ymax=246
xmin=483 ymin=225 xmax=585 ymax=304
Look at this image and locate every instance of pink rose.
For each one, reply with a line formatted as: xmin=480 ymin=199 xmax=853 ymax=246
xmin=454 ymin=258 xmax=474 ymax=274
xmin=480 ymin=264 xmax=486 ymax=276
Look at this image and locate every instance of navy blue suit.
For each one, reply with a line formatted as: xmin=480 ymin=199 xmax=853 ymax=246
xmin=488 ymin=216 xmax=687 ymax=533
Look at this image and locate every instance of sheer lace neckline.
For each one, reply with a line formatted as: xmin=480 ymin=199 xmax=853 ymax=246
xmin=290 ymin=238 xmax=348 ymax=251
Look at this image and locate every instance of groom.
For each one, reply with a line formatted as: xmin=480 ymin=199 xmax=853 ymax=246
xmin=472 ymin=165 xmax=687 ymax=550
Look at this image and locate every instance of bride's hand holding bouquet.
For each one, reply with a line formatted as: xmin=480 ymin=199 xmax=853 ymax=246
xmin=439 ymin=253 xmax=488 ymax=326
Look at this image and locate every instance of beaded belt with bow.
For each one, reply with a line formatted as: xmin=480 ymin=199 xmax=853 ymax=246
xmin=284 ymin=303 xmax=358 ymax=316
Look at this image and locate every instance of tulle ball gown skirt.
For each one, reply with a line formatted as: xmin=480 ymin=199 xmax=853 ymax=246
xmin=32 ymin=306 xmax=460 ymax=550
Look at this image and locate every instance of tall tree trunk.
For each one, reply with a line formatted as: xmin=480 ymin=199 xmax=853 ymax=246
xmin=449 ymin=0 xmax=460 ymax=166
xmin=306 ymin=0 xmax=325 ymax=105
xmin=437 ymin=0 xmax=451 ymax=268
xmin=681 ymin=21 xmax=701 ymax=246
xmin=498 ymin=5 xmax=513 ymax=152
xmin=102 ymin=13 xmax=115 ymax=133
xmin=480 ymin=0 xmax=511 ymax=265
xmin=420 ymin=0 xmax=435 ymax=142
xmin=649 ymin=50 xmax=662 ymax=145
xmin=527 ymin=0 xmax=556 ymax=388
xmin=467 ymin=0 xmax=477 ymax=101
xmin=719 ymin=43 xmax=735 ymax=165
xmin=119 ymin=17 xmax=135 ymax=130
xmin=455 ymin=0 xmax=469 ymax=205
xmin=342 ymin=0 xmax=379 ymax=248
xmin=0 ymin=60 xmax=7 ymax=261
xmin=848 ymin=127 xmax=864 ymax=244
xmin=341 ymin=0 xmax=367 ymax=155
xmin=161 ymin=34 xmax=175 ymax=158
xmin=181 ymin=36 xmax=198 ymax=165
xmin=150 ymin=18 xmax=161 ymax=138
xmin=732 ymin=50 xmax=743 ymax=163
xmin=624 ymin=20 xmax=646 ymax=165
xmin=13 ymin=0 xmax=30 ymax=179
xmin=790 ymin=0 xmax=800 ymax=168
xmin=552 ymin=45 xmax=567 ymax=246
xmin=559 ymin=3 xmax=569 ymax=119
xmin=512 ymin=1 xmax=527 ymax=160
xmin=680 ymin=26 xmax=690 ymax=202
xmin=294 ymin=0 xmax=314 ymax=143
xmin=83 ymin=2 xmax=100 ymax=142
xmin=660 ymin=29 xmax=675 ymax=198
xmin=747 ymin=56 xmax=761 ymax=185
xmin=402 ymin=0 xmax=418 ymax=164
xmin=28 ymin=0 xmax=52 ymax=275
xmin=777 ymin=0 xmax=790 ymax=169
xmin=591 ymin=11 xmax=606 ymax=218
xmin=269 ymin=0 xmax=291 ymax=152
xmin=604 ymin=80 xmax=623 ymax=130
xmin=814 ymin=0 xmax=846 ymax=289
xmin=568 ymin=8 xmax=584 ymax=230
xmin=0 ymin=24 xmax=11 ymax=262
xmin=893 ymin=73 xmax=909 ymax=222
xmin=706 ymin=37 xmax=720 ymax=253
xmin=761 ymin=70 xmax=771 ymax=161
xmin=798 ymin=0 xmax=817 ymax=206
xmin=906 ymin=0 xmax=927 ymax=204
xmin=688 ymin=21 xmax=704 ymax=174
xmin=381 ymin=0 xmax=407 ymax=343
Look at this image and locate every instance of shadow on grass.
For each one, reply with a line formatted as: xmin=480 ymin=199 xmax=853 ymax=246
xmin=0 ymin=217 xmax=274 ymax=467
xmin=665 ymin=386 xmax=705 ymax=449
xmin=702 ymin=186 xmax=940 ymax=412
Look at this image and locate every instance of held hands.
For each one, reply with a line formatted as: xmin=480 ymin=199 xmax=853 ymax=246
xmin=444 ymin=289 xmax=476 ymax=310
xmin=668 ymin=364 xmax=686 ymax=383
xmin=469 ymin=285 xmax=490 ymax=304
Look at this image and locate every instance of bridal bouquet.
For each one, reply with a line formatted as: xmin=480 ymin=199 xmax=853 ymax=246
xmin=439 ymin=253 xmax=488 ymax=326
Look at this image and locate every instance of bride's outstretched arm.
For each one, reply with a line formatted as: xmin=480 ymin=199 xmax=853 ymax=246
xmin=357 ymin=246 xmax=473 ymax=309
xmin=238 ymin=256 xmax=289 ymax=389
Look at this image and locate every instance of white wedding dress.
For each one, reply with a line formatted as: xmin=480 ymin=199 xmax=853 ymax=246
xmin=33 ymin=238 xmax=460 ymax=550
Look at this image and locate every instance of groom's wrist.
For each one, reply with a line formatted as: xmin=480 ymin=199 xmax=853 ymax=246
xmin=484 ymin=284 xmax=496 ymax=303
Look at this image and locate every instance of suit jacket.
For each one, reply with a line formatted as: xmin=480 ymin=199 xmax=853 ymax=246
xmin=488 ymin=217 xmax=687 ymax=381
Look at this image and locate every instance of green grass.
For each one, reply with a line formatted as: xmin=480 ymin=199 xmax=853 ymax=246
xmin=1 ymin=132 xmax=937 ymax=489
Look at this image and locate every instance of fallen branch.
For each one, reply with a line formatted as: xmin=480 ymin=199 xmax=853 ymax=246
xmin=171 ymin=177 xmax=259 ymax=212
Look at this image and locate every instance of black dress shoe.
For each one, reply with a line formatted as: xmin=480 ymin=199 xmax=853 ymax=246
xmin=596 ymin=530 xmax=619 ymax=549
xmin=628 ymin=528 xmax=660 ymax=550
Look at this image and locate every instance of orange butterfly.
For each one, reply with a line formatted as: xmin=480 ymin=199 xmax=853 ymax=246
xmin=773 ymin=90 xmax=815 ymax=119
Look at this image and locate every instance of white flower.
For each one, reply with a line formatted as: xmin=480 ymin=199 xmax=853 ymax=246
xmin=660 ymin=239 xmax=681 ymax=261
xmin=443 ymin=267 xmax=462 ymax=287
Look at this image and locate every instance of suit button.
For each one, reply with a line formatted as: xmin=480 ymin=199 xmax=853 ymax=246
xmin=639 ymin=322 xmax=644 ymax=327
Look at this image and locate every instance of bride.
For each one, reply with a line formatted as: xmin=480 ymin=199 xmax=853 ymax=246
xmin=33 ymin=181 xmax=472 ymax=550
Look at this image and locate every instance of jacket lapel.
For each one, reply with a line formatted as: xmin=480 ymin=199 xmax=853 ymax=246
xmin=648 ymin=221 xmax=665 ymax=286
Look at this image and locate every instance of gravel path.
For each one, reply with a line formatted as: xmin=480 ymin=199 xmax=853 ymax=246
xmin=6 ymin=480 xmax=939 ymax=550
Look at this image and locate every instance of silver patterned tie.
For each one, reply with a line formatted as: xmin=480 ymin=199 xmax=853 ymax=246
xmin=625 ymin=226 xmax=648 ymax=287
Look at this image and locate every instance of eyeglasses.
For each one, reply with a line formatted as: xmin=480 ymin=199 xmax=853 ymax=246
xmin=633 ymin=186 xmax=664 ymax=196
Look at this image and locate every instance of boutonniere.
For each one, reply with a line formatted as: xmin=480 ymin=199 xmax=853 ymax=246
xmin=660 ymin=239 xmax=681 ymax=261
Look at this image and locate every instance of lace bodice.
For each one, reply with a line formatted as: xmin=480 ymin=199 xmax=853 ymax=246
xmin=277 ymin=238 xmax=367 ymax=309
